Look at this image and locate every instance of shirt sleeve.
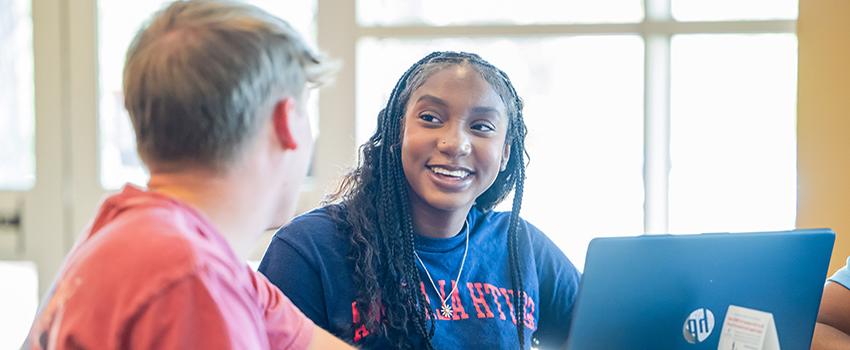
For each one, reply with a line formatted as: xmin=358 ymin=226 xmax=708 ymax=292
xmin=258 ymin=233 xmax=330 ymax=329
xmin=250 ymin=269 xmax=315 ymax=350
xmin=528 ymin=222 xmax=582 ymax=349
xmin=828 ymin=256 xmax=850 ymax=290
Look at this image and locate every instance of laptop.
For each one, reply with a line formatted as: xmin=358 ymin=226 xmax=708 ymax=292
xmin=565 ymin=229 xmax=835 ymax=350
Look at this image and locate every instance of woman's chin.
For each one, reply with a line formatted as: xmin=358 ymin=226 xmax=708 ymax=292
xmin=420 ymin=197 xmax=475 ymax=213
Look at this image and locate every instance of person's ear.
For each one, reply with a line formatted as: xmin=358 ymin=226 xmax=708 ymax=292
xmin=500 ymin=142 xmax=511 ymax=172
xmin=272 ymin=98 xmax=298 ymax=150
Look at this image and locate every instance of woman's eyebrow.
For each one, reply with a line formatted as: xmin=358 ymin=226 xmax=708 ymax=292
xmin=416 ymin=94 xmax=501 ymax=115
xmin=415 ymin=94 xmax=448 ymax=107
xmin=471 ymin=106 xmax=500 ymax=115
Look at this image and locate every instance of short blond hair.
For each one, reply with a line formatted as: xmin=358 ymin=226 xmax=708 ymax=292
xmin=123 ymin=0 xmax=336 ymax=169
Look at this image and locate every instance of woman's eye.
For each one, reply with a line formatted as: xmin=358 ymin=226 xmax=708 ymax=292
xmin=419 ymin=113 xmax=441 ymax=123
xmin=472 ymin=123 xmax=496 ymax=132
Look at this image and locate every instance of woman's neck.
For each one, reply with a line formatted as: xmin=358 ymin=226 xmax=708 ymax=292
xmin=408 ymin=197 xmax=471 ymax=239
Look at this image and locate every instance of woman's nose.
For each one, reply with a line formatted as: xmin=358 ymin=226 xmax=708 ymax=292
xmin=437 ymin=128 xmax=472 ymax=157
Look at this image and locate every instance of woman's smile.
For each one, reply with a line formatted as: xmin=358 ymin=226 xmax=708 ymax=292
xmin=426 ymin=164 xmax=475 ymax=191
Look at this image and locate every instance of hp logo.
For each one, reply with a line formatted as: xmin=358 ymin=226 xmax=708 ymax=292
xmin=683 ymin=308 xmax=715 ymax=344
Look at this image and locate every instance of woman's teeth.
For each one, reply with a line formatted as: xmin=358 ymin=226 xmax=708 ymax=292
xmin=431 ymin=167 xmax=470 ymax=179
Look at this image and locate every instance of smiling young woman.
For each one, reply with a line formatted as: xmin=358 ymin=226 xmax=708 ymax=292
xmin=259 ymin=51 xmax=580 ymax=349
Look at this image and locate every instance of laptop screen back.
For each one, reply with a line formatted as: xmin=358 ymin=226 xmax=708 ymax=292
xmin=565 ymin=229 xmax=834 ymax=350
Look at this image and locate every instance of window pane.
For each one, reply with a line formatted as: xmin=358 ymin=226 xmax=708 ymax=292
xmin=0 ymin=0 xmax=34 ymax=190
xmin=357 ymin=0 xmax=643 ymax=26
xmin=669 ymin=34 xmax=797 ymax=234
xmin=672 ymin=0 xmax=798 ymax=21
xmin=0 ymin=261 xmax=38 ymax=349
xmin=98 ymin=0 xmax=317 ymax=189
xmin=357 ymin=37 xmax=645 ymax=270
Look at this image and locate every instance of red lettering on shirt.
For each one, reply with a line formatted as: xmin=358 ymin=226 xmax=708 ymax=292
xmin=466 ymin=282 xmax=495 ymax=319
xmin=352 ymin=301 xmax=370 ymax=342
xmin=350 ymin=280 xmax=536 ymax=339
xmin=500 ymin=288 xmax=518 ymax=325
xmin=523 ymin=292 xmax=536 ymax=329
xmin=449 ymin=280 xmax=469 ymax=320
xmin=484 ymin=283 xmax=507 ymax=320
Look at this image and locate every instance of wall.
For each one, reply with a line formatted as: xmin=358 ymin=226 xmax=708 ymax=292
xmin=797 ymin=0 xmax=850 ymax=274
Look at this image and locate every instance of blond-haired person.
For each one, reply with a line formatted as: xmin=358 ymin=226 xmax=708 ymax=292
xmin=26 ymin=1 xmax=351 ymax=348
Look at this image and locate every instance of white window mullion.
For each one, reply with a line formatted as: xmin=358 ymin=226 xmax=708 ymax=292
xmin=67 ymin=0 xmax=100 ymax=245
xmin=643 ymin=34 xmax=671 ymax=234
xmin=312 ymin=0 xmax=358 ymax=207
xmin=646 ymin=0 xmax=672 ymax=20
xmin=644 ymin=0 xmax=672 ymax=234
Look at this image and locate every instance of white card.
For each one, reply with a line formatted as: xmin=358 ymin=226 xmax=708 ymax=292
xmin=717 ymin=305 xmax=780 ymax=350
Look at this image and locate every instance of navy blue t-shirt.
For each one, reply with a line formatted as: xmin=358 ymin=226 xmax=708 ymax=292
xmin=259 ymin=205 xmax=580 ymax=349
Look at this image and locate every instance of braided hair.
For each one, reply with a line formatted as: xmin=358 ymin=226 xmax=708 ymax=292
xmin=327 ymin=51 xmax=529 ymax=349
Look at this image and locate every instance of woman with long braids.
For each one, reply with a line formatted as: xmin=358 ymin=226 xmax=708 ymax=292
xmin=259 ymin=51 xmax=580 ymax=349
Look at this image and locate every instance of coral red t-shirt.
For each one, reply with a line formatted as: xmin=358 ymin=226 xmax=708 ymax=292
xmin=27 ymin=185 xmax=313 ymax=349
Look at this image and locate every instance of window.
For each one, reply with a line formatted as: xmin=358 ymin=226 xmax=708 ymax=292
xmin=0 ymin=261 xmax=38 ymax=349
xmin=668 ymin=34 xmax=797 ymax=233
xmin=352 ymin=1 xmax=798 ymax=269
xmin=672 ymin=0 xmax=797 ymax=21
xmin=357 ymin=0 xmax=642 ymax=25
xmin=0 ymin=0 xmax=35 ymax=190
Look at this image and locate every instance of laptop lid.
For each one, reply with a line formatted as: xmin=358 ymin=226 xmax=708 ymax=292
xmin=565 ymin=229 xmax=835 ymax=350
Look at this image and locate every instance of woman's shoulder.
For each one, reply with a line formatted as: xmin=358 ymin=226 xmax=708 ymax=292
xmin=289 ymin=203 xmax=345 ymax=224
xmin=272 ymin=204 xmax=349 ymax=248
xmin=476 ymin=208 xmax=579 ymax=275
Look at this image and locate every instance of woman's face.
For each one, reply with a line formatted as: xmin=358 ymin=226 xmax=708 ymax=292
xmin=401 ymin=64 xmax=511 ymax=217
